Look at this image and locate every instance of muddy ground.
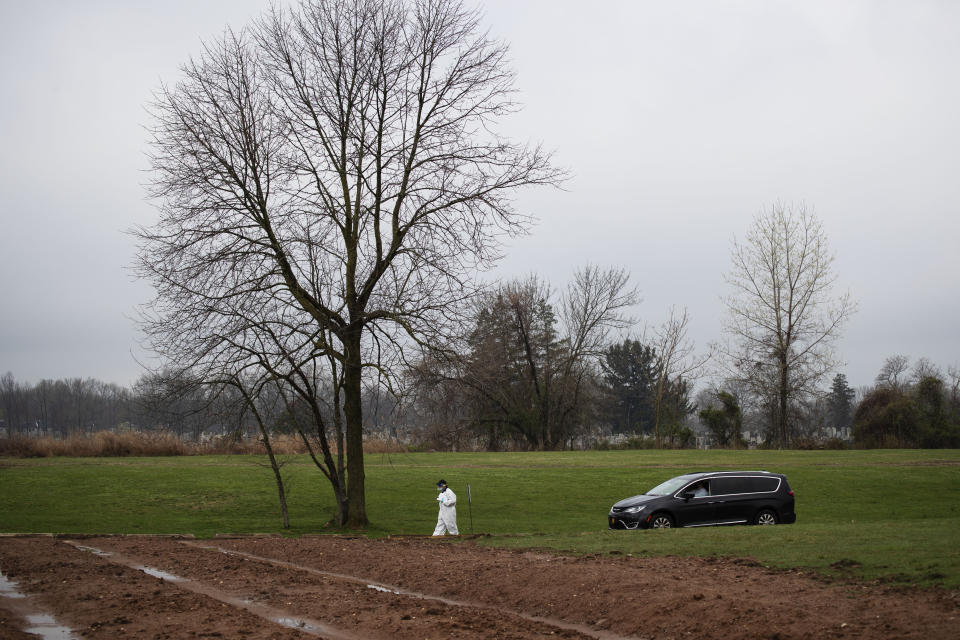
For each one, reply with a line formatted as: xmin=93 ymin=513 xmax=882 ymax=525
xmin=0 ymin=535 xmax=957 ymax=639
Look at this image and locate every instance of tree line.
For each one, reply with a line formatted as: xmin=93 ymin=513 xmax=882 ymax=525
xmin=0 ymin=371 xmax=251 ymax=439
xmin=690 ymin=357 xmax=960 ymax=449
xmin=6 ymin=352 xmax=957 ymax=453
xmin=853 ymin=356 xmax=960 ymax=448
xmin=403 ymin=268 xmax=701 ymax=451
xmin=0 ymin=373 xmax=136 ymax=438
xmin=0 ymin=370 xmax=405 ymax=444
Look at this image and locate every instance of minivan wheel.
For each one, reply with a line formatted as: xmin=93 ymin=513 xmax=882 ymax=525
xmin=649 ymin=513 xmax=674 ymax=529
xmin=755 ymin=509 xmax=777 ymax=525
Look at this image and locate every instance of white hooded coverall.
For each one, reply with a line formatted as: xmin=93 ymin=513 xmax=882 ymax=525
xmin=433 ymin=487 xmax=459 ymax=535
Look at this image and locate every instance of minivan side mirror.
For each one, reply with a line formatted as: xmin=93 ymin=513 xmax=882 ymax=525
xmin=680 ymin=490 xmax=694 ymax=500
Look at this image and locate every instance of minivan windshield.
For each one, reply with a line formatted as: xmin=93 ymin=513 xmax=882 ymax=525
xmin=646 ymin=474 xmax=698 ymax=496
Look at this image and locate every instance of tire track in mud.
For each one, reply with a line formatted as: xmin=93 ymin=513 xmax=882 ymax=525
xmin=0 ymin=536 xmax=314 ymax=639
xmin=85 ymin=537 xmax=613 ymax=639
xmin=179 ymin=540 xmax=630 ymax=640
xmin=1 ymin=571 xmax=79 ymax=639
xmin=62 ymin=541 xmax=358 ymax=639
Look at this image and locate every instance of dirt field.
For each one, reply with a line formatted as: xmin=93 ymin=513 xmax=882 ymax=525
xmin=0 ymin=535 xmax=957 ymax=639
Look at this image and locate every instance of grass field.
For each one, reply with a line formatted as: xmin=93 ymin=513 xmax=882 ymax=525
xmin=1 ymin=449 xmax=958 ymax=588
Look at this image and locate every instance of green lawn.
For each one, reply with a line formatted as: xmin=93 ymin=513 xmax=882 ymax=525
xmin=1 ymin=449 xmax=958 ymax=588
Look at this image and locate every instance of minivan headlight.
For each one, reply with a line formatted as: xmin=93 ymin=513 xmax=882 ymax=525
xmin=623 ymin=505 xmax=646 ymax=514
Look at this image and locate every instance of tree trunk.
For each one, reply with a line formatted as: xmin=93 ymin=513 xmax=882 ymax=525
xmin=304 ymin=398 xmax=348 ymax=527
xmin=653 ymin=377 xmax=665 ymax=449
xmin=778 ymin=354 xmax=789 ymax=447
xmin=262 ymin=433 xmax=290 ymax=530
xmin=343 ymin=330 xmax=368 ymax=528
xmin=242 ymin=386 xmax=290 ymax=529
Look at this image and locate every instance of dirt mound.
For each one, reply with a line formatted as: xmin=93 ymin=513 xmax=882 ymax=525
xmin=0 ymin=535 xmax=956 ymax=638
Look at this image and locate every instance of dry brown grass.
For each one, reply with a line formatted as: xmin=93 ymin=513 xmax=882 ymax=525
xmin=0 ymin=430 xmax=409 ymax=458
xmin=362 ymin=436 xmax=409 ymax=454
xmin=0 ymin=431 xmax=189 ymax=457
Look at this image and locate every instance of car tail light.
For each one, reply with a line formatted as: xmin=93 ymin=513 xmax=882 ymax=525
xmin=789 ymin=490 xmax=794 ymax=496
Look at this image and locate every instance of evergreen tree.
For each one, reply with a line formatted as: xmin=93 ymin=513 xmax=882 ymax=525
xmin=600 ymin=339 xmax=658 ymax=434
xmin=827 ymin=373 xmax=855 ymax=431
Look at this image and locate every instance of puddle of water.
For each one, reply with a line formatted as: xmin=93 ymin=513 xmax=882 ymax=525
xmin=27 ymin=614 xmax=58 ymax=624
xmin=25 ymin=614 xmax=77 ymax=640
xmin=274 ymin=617 xmax=326 ymax=633
xmin=366 ymin=584 xmax=400 ymax=594
xmin=0 ymin=572 xmax=27 ymax=598
xmin=70 ymin=545 xmax=112 ymax=558
xmin=63 ymin=542 xmax=181 ymax=583
xmin=137 ymin=566 xmax=183 ymax=582
xmin=0 ymin=572 xmax=78 ymax=639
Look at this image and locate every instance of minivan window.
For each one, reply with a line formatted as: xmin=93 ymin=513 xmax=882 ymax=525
xmin=647 ymin=475 xmax=696 ymax=496
xmin=712 ymin=476 xmax=779 ymax=495
xmin=750 ymin=477 xmax=779 ymax=492
xmin=682 ymin=480 xmax=710 ymax=497
xmin=711 ymin=477 xmax=746 ymax=495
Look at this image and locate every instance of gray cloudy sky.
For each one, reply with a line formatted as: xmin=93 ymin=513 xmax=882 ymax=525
xmin=1 ymin=0 xmax=958 ymax=390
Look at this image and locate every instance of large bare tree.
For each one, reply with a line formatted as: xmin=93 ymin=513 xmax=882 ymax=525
xmin=136 ymin=0 xmax=561 ymax=527
xmin=719 ymin=203 xmax=856 ymax=447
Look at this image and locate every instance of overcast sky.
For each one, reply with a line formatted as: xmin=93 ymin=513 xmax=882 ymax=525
xmin=1 ymin=0 xmax=958 ymax=390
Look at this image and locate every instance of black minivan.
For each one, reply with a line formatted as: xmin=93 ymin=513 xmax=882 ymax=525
xmin=608 ymin=471 xmax=796 ymax=529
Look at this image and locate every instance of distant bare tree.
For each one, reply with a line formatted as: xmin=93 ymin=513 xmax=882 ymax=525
xmin=948 ymin=365 xmax=960 ymax=408
xmin=559 ymin=265 xmax=638 ymax=364
xmin=0 ymin=373 xmax=139 ymax=438
xmin=911 ymin=357 xmax=942 ymax=384
xmin=649 ymin=306 xmax=709 ymax=447
xmin=875 ymin=355 xmax=911 ymax=391
xmin=719 ymin=203 xmax=856 ymax=447
xmin=136 ymin=0 xmax=561 ymax=526
xmin=0 ymin=372 xmax=26 ymax=435
xmin=553 ymin=265 xmax=639 ymax=445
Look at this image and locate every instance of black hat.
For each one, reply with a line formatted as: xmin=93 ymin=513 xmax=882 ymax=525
xmin=437 ymin=479 xmax=447 ymax=487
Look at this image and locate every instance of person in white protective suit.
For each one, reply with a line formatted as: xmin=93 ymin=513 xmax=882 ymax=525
xmin=432 ymin=479 xmax=459 ymax=536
